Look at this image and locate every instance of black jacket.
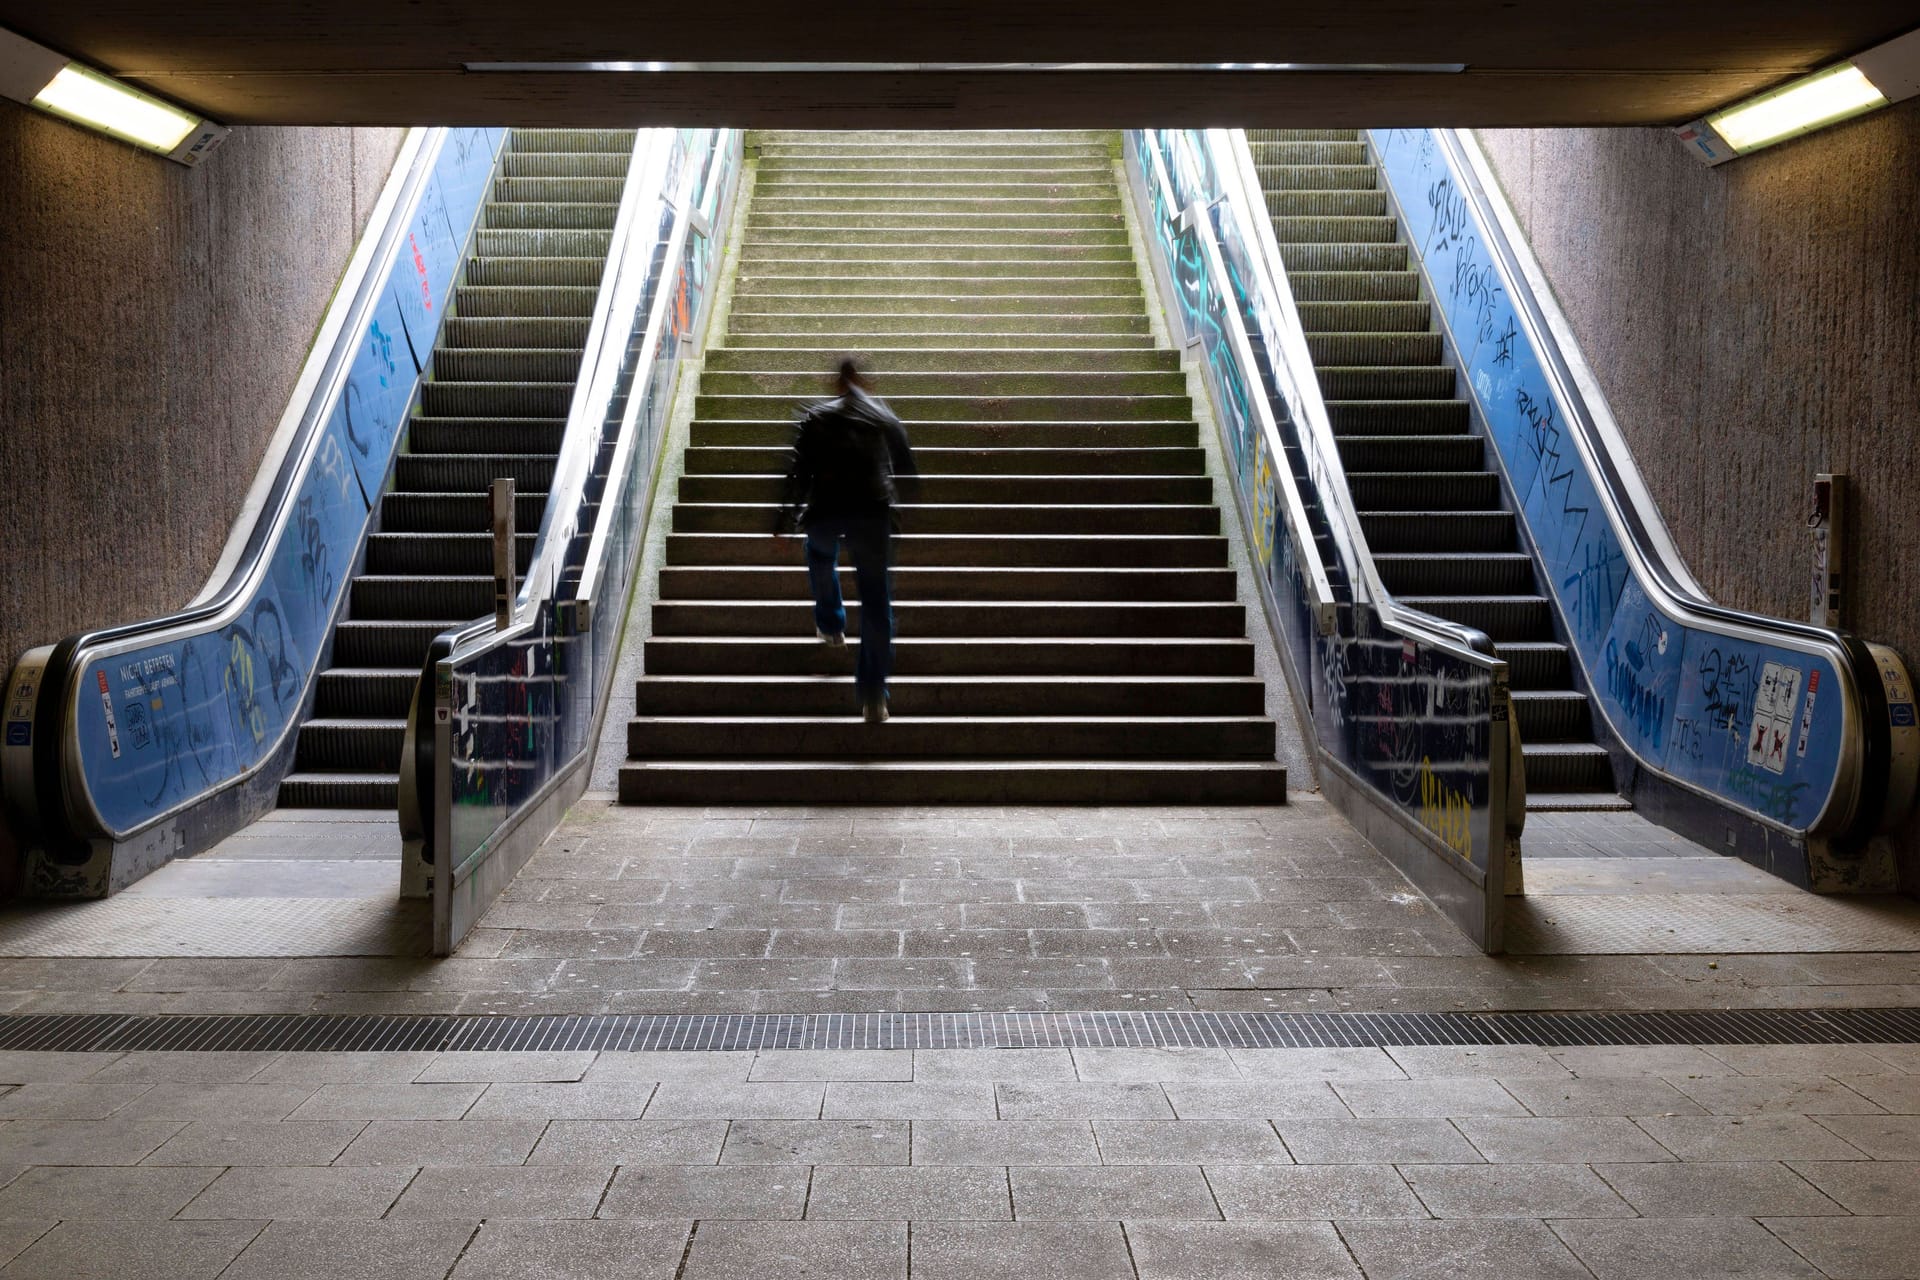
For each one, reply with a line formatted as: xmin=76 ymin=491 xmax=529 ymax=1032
xmin=775 ymin=389 xmax=917 ymax=532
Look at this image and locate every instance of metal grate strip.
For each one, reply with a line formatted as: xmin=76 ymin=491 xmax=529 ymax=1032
xmin=0 ymin=1008 xmax=1913 ymax=1053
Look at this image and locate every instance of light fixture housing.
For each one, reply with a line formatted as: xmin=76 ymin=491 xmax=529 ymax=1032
xmin=1677 ymin=26 xmax=1920 ymax=165
xmin=0 ymin=25 xmax=228 ymax=165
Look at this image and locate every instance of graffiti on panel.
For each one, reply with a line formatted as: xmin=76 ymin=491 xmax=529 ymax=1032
xmin=1419 ymin=757 xmax=1474 ymax=862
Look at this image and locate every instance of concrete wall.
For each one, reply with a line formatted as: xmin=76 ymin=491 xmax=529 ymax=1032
xmin=0 ymin=102 xmax=405 ymax=670
xmin=1476 ymin=102 xmax=1920 ymax=883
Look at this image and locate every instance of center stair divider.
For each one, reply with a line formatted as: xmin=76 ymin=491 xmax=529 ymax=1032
xmin=620 ymin=130 xmax=1287 ymax=804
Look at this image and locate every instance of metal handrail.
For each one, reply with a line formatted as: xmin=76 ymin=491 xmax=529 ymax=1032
xmin=1136 ymin=135 xmax=1337 ymax=636
xmin=24 ymin=128 xmax=449 ymax=840
xmin=1432 ymin=128 xmax=1882 ymax=840
xmin=1207 ymin=128 xmax=1495 ymax=664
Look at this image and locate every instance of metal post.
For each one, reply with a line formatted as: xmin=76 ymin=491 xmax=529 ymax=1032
xmin=1808 ymin=473 xmax=1846 ymax=628
xmin=491 ymin=478 xmax=515 ymax=631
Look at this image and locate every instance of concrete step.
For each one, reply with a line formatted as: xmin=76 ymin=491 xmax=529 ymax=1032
xmin=747 ymin=212 xmax=1127 ymax=232
xmin=634 ymin=674 xmax=1267 ymax=717
xmin=677 ymin=473 xmax=1212 ymax=504
xmin=741 ymin=242 xmax=1135 ymax=263
xmin=744 ymin=226 xmax=1132 ymax=248
xmin=655 ymin=564 xmax=1236 ymax=602
xmin=733 ymin=272 xmax=1142 ymax=297
xmin=725 ymin=311 xmax=1150 ymax=335
xmin=672 ymin=502 xmax=1220 ymax=536
xmin=720 ymin=331 xmax=1158 ymax=349
xmin=737 ymin=257 xmax=1140 ymax=280
xmin=698 ymin=370 xmax=1183 ymax=395
xmin=755 ymin=163 xmax=1114 ymax=180
xmin=649 ymin=599 xmax=1247 ymax=638
xmin=666 ymin=532 xmax=1228 ymax=568
xmin=642 ymin=636 xmax=1255 ymax=676
xmin=729 ymin=293 xmax=1144 ymax=316
xmin=619 ymin=759 xmax=1286 ymax=805
xmin=756 ymin=152 xmax=1110 ymax=171
xmin=684 ymin=446 xmax=1205 ymax=476
xmin=694 ymin=393 xmax=1191 ymax=422
xmin=689 ymin=421 xmax=1199 ymax=449
xmin=628 ymin=716 xmax=1276 ymax=759
xmin=703 ymin=346 xmax=1178 ymax=373
xmin=750 ymin=195 xmax=1124 ymax=216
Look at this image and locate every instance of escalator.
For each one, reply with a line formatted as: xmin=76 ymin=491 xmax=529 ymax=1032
xmin=282 ymin=128 xmax=633 ymax=808
xmin=1246 ymin=128 xmax=1617 ymax=808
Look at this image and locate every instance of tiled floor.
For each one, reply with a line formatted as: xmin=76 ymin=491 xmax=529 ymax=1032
xmin=0 ymin=1043 xmax=1912 ymax=1277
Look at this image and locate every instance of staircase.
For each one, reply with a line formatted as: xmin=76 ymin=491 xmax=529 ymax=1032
xmin=620 ymin=129 xmax=1287 ymax=805
xmin=1245 ymin=128 xmax=1620 ymax=808
xmin=279 ymin=128 xmax=636 ymax=808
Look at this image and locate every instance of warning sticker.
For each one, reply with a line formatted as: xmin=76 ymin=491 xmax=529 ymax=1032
xmin=1746 ymin=661 xmax=1800 ymax=776
xmin=95 ymin=670 xmax=121 ymax=759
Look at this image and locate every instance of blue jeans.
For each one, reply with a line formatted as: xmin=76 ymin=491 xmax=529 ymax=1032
xmin=804 ymin=515 xmax=894 ymax=701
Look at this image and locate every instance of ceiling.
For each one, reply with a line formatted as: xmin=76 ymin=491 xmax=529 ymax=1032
xmin=1 ymin=2 xmax=1915 ymax=127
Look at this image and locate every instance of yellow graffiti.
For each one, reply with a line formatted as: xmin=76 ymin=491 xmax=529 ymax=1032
xmin=224 ymin=636 xmax=267 ymax=744
xmin=1418 ymin=756 xmax=1473 ymax=862
xmin=1251 ymin=443 xmax=1276 ymax=569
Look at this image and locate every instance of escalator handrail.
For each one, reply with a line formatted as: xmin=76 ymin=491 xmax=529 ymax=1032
xmin=1135 ymin=131 xmax=1339 ymax=637
xmin=18 ymin=128 xmax=448 ymax=840
xmin=1432 ymin=128 xmax=1883 ymax=840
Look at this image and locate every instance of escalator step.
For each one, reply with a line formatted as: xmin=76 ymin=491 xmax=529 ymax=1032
xmin=419 ymin=380 xmax=576 ymax=417
xmin=366 ymin=532 xmax=538 ymax=576
xmin=1256 ymin=164 xmax=1377 ymax=191
xmin=1270 ymin=216 xmax=1396 ymax=244
xmin=315 ymin=670 xmax=419 ymax=718
xmin=331 ymin=621 xmax=467 ymax=668
xmin=381 ymin=491 xmax=557 ymax=533
xmin=483 ymin=202 xmax=621 ymax=231
xmin=511 ymin=128 xmax=637 ymax=153
xmin=473 ymin=230 xmax=613 ymax=259
xmin=1317 ymin=367 xmax=1456 ymax=399
xmin=495 ymin=176 xmax=625 ymax=204
xmin=442 ymin=316 xmax=592 ymax=348
xmin=409 ymin=418 xmax=570 ymax=454
xmin=1296 ymin=301 xmax=1429 ymax=332
xmin=1347 ymin=472 xmax=1501 ymax=510
xmin=1361 ymin=511 xmax=1515 ymax=552
xmin=1246 ymin=141 xmax=1367 ymax=165
xmin=1336 ymin=434 xmax=1481 ymax=470
xmin=1263 ymin=190 xmax=1389 ymax=218
xmin=1399 ymin=594 xmax=1553 ymax=641
xmin=1373 ymin=552 xmax=1533 ymax=595
xmin=1327 ymin=400 xmax=1470 ymax=433
xmin=295 ymin=719 xmax=406 ymax=771
xmin=1245 ymin=128 xmax=1361 ymax=142
xmin=351 ymin=576 xmax=494 ymax=620
xmin=1289 ymin=271 xmax=1419 ymax=302
xmin=463 ymin=257 xmax=608 ymax=288
xmin=1522 ymin=742 xmax=1615 ymax=793
xmin=1279 ymin=243 xmax=1408 ymax=272
xmin=1513 ymin=690 xmax=1595 ymax=743
xmin=453 ymin=285 xmax=600 ymax=318
xmin=1499 ymin=641 xmax=1575 ymax=691
xmin=1308 ymin=333 xmax=1442 ymax=365
xmin=278 ymin=773 xmax=400 ymax=808
xmin=502 ymin=151 xmax=630 ymax=178
xmin=393 ymin=453 xmax=558 ymax=492
xmin=432 ymin=348 xmax=585 ymax=383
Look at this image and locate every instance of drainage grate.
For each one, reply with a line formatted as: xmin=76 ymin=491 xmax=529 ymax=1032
xmin=0 ymin=1008 xmax=1915 ymax=1053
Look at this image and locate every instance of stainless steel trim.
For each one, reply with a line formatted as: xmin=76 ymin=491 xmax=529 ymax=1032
xmin=467 ymin=60 xmax=1468 ymax=74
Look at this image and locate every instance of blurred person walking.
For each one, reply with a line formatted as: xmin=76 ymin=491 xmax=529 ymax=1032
xmin=774 ymin=358 xmax=917 ymax=723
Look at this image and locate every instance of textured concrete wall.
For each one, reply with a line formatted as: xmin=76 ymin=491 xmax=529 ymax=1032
xmin=1476 ymin=103 xmax=1920 ymax=882
xmin=0 ymin=103 xmax=406 ymax=669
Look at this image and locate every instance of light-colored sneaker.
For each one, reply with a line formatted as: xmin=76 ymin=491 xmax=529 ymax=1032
xmin=817 ymin=630 xmax=845 ymax=647
xmin=862 ymin=697 xmax=889 ymax=724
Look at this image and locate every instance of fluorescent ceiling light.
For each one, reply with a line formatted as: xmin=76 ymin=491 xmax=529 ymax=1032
xmin=33 ymin=64 xmax=199 ymax=151
xmin=1708 ymin=64 xmax=1885 ymax=152
xmin=0 ymin=25 xmax=227 ymax=164
xmin=467 ymin=60 xmax=1466 ymax=74
xmin=1677 ymin=25 xmax=1919 ymax=165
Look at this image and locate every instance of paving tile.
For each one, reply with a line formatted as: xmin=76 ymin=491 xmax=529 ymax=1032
xmin=679 ymin=1220 xmax=904 ymax=1280
xmin=911 ymin=1120 xmax=1098 ymax=1166
xmin=598 ymin=1165 xmax=810 ymax=1219
xmin=1456 ymin=1117 xmax=1679 ymax=1163
xmin=1761 ymin=1215 xmax=1920 ymax=1280
xmin=1094 ymin=1119 xmax=1290 ymax=1164
xmin=334 ymin=1121 xmax=545 ymax=1167
xmin=1333 ymin=1078 xmax=1527 ymax=1118
xmin=823 ymin=1082 xmax=996 ymax=1120
xmin=462 ymin=1082 xmax=659 ymax=1120
xmin=913 ymin=1049 xmax=1077 ymax=1084
xmin=0 ymin=1222 xmax=50 ymax=1270
xmin=1499 ymin=1075 xmax=1705 ymax=1118
xmin=1864 ymin=1043 xmax=1920 ymax=1073
xmin=1207 ymin=1163 xmax=1423 ymax=1218
xmin=995 ymin=1082 xmax=1175 ymax=1119
xmin=1836 ymin=1074 xmax=1920 ymax=1113
xmin=1010 ymin=1164 xmax=1220 ymax=1219
xmin=1226 ymin=1048 xmax=1407 ymax=1081
xmin=1070 ymin=1048 xmax=1240 ymax=1082
xmin=285 ymin=1083 xmax=484 ymax=1121
xmin=583 ymin=1052 xmax=754 ymax=1082
xmin=1700 ymin=1044 xmax=1897 ymax=1078
xmin=1667 ymin=1074 xmax=1886 ymax=1115
xmin=250 ymin=1053 xmax=440 ymax=1085
xmin=1337 ymin=1219 xmax=1593 ymax=1280
xmin=1547 ymin=1045 xmax=1736 ymax=1079
xmin=1636 ymin=1113 xmax=1871 ymax=1161
xmin=0 ymin=1117 xmax=189 ymax=1165
xmin=1162 ymin=1082 xmax=1352 ymax=1120
xmin=0 ymin=1164 xmax=220 ymax=1219
xmin=721 ymin=1119 xmax=908 ymax=1165
xmin=219 ymin=1220 xmax=476 ymax=1280
xmin=1549 ymin=1217 xmax=1821 ymax=1280
xmin=416 ymin=1051 xmax=595 ymax=1082
xmin=1594 ymin=1160 xmax=1845 ymax=1217
xmin=748 ymin=1050 xmax=912 ymax=1082
xmin=1805 ymin=1113 xmax=1920 ymax=1159
xmin=144 ymin=1119 xmax=363 ymax=1167
xmin=528 ymin=1119 xmax=725 ymax=1165
xmin=806 ymin=1165 xmax=1010 ymax=1219
xmin=1401 ymin=1162 xmax=1630 ymax=1218
xmin=918 ymin=1221 xmax=1133 ymax=1280
xmin=88 ymin=1052 xmax=284 ymax=1085
xmin=0 ymin=1052 xmax=123 ymax=1083
xmin=1126 ymin=1221 xmax=1362 ymax=1279
xmin=450 ymin=1220 xmax=691 ymax=1280
xmin=0 ymin=1082 xmax=151 ymax=1120
xmin=1278 ymin=1118 xmax=1484 ymax=1165
xmin=1384 ymin=1045 xmax=1572 ymax=1079
xmin=643 ymin=1082 xmax=822 ymax=1120
xmin=179 ymin=1165 xmax=417 ymax=1219
xmin=1788 ymin=1159 xmax=1920 ymax=1214
xmin=0 ymin=1220 xmax=265 ymax=1280
xmin=389 ymin=1164 xmax=613 ymax=1218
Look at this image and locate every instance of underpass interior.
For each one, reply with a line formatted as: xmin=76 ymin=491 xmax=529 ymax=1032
xmin=3 ymin=12 xmax=1920 ymax=1273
